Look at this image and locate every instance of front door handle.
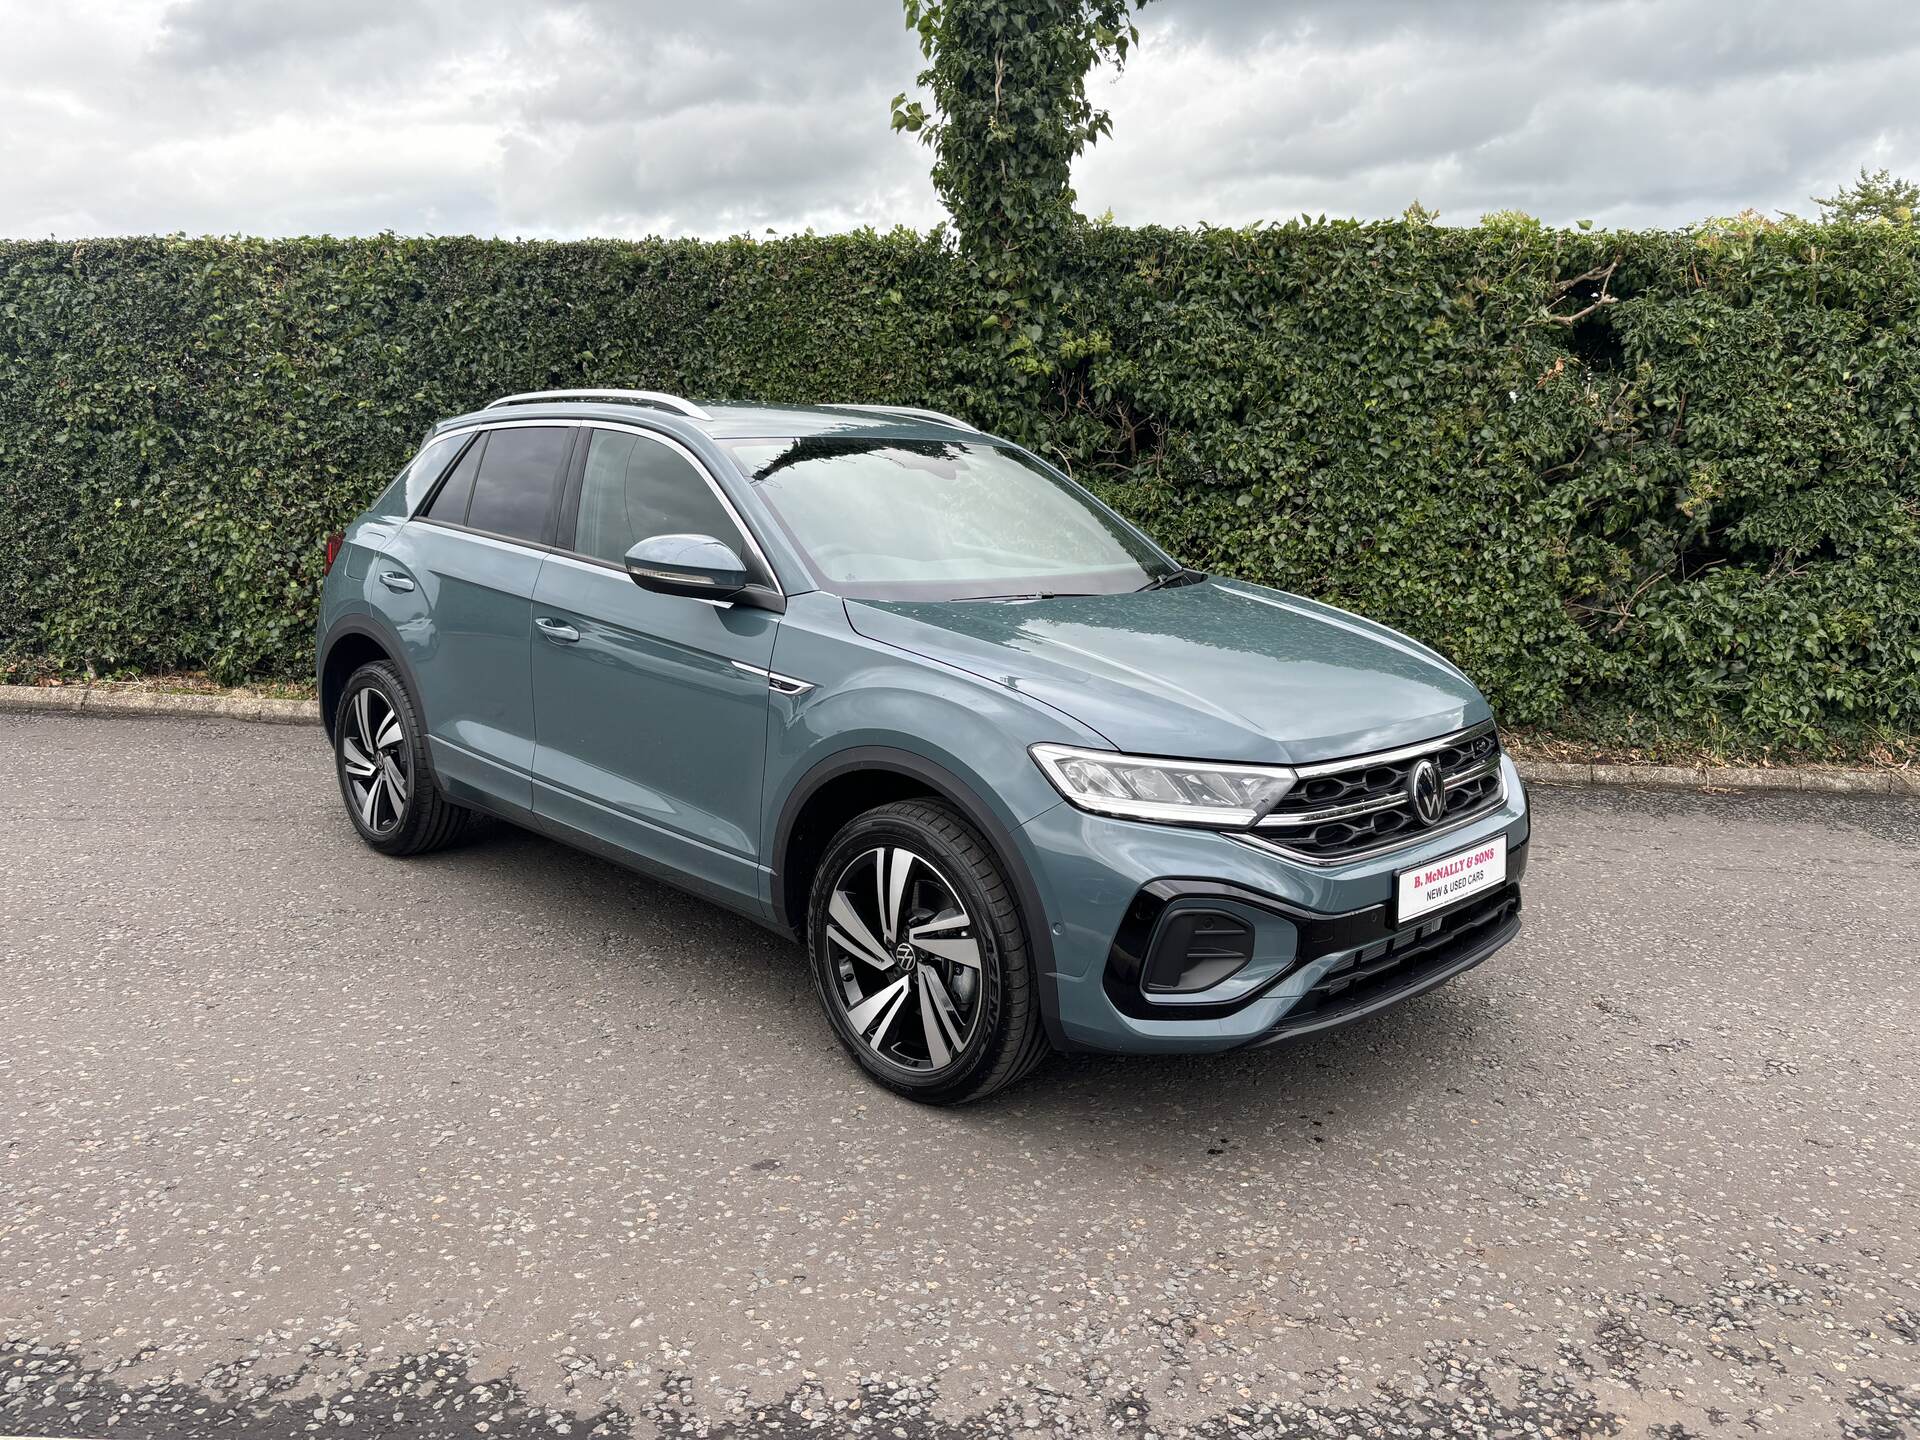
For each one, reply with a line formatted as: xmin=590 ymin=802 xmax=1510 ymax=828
xmin=535 ymin=617 xmax=580 ymax=644
xmin=377 ymin=570 xmax=415 ymax=593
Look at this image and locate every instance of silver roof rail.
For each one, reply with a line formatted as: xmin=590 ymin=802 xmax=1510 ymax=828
xmin=820 ymin=402 xmax=974 ymax=431
xmin=485 ymin=389 xmax=713 ymax=421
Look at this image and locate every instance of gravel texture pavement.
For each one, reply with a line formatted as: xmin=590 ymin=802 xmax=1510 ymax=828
xmin=3 ymin=710 xmax=1917 ymax=1438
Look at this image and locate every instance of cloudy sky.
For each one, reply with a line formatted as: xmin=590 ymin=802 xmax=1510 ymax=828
xmin=3 ymin=0 xmax=1916 ymax=240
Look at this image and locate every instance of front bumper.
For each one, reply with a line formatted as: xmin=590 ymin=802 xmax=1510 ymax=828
xmin=1019 ymin=756 xmax=1531 ymax=1054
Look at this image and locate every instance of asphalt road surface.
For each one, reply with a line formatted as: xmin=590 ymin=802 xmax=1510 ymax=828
xmin=4 ymin=710 xmax=1917 ymax=1439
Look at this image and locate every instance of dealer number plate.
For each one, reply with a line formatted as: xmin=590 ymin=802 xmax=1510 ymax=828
xmin=1396 ymin=834 xmax=1507 ymax=923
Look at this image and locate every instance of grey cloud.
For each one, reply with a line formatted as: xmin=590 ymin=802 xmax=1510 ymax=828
xmin=0 ymin=0 xmax=1914 ymax=240
xmin=1159 ymin=0 xmax=1920 ymax=79
xmin=1149 ymin=0 xmax=1564 ymax=50
xmin=155 ymin=0 xmax=407 ymax=67
xmin=498 ymin=97 xmax=912 ymax=235
xmin=487 ymin=0 xmax=929 ymax=234
xmin=1078 ymin=0 xmax=1920 ymax=227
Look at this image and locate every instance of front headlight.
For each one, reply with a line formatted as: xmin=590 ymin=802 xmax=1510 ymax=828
xmin=1030 ymin=744 xmax=1297 ymax=827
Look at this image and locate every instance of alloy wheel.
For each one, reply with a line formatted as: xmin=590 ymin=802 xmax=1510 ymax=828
xmin=824 ymin=845 xmax=983 ymax=1073
xmin=339 ymin=684 xmax=410 ymax=836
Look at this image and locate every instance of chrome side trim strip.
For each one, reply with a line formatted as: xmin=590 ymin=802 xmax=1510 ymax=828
xmin=485 ymin=388 xmax=713 ymax=421
xmin=1289 ymin=718 xmax=1497 ymax=779
xmin=730 ymin=660 xmax=815 ymax=696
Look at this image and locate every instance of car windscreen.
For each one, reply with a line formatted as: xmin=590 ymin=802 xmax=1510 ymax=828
xmin=721 ymin=437 xmax=1179 ymax=601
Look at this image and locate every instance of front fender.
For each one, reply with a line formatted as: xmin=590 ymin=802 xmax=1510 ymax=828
xmin=759 ymin=595 xmax=1106 ymax=859
xmin=759 ymin=595 xmax=1108 ymax=1054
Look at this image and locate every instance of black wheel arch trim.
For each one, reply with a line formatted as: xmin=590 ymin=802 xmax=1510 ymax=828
xmin=317 ymin=614 xmax=432 ymax=747
xmin=771 ymin=745 xmax=1070 ymax=1054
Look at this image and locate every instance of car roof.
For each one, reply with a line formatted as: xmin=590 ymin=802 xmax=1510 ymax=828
xmin=431 ymin=396 xmax=991 ymax=446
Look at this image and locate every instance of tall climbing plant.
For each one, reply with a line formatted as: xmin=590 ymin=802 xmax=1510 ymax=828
xmin=891 ymin=0 xmax=1148 ymax=362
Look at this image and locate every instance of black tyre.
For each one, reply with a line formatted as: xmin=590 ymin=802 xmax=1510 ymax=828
xmin=332 ymin=660 xmax=472 ymax=856
xmin=805 ymin=799 xmax=1050 ymax=1105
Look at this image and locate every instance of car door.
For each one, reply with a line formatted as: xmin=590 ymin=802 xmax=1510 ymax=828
xmin=379 ymin=422 xmax=573 ymax=817
xmin=530 ymin=423 xmax=780 ymax=908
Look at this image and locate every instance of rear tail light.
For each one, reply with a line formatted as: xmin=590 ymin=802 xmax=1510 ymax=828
xmin=324 ymin=531 xmax=345 ymax=575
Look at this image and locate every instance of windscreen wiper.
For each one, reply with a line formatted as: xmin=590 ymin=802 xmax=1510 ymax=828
xmin=960 ymin=591 xmax=1099 ymax=602
xmin=1137 ymin=569 xmax=1201 ymax=592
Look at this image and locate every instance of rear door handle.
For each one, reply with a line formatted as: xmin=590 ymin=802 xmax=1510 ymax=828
xmin=378 ymin=571 xmax=415 ymax=593
xmin=535 ymin=617 xmax=580 ymax=644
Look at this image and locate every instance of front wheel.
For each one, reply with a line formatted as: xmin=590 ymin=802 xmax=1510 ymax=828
xmin=805 ymin=799 xmax=1050 ymax=1105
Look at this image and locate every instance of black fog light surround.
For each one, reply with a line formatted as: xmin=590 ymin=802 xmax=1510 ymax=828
xmin=1141 ymin=908 xmax=1255 ymax=994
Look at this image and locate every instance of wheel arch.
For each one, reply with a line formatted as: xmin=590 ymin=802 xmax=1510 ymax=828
xmin=317 ymin=615 xmax=428 ymax=744
xmin=771 ymin=746 xmax=1067 ymax=1053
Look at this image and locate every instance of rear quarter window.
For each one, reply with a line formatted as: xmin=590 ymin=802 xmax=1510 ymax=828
xmin=371 ymin=432 xmax=467 ymax=519
xmin=423 ymin=433 xmax=486 ymax=522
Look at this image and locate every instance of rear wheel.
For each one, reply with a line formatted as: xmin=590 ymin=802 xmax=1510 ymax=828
xmin=806 ymin=799 xmax=1049 ymax=1105
xmin=333 ymin=660 xmax=472 ymax=855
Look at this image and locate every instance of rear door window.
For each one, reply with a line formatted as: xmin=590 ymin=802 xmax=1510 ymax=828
xmin=464 ymin=426 xmax=571 ymax=544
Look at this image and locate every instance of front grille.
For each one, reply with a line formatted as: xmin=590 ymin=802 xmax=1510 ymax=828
xmin=1250 ymin=721 xmax=1503 ymax=862
xmin=1266 ymin=884 xmax=1521 ymax=1039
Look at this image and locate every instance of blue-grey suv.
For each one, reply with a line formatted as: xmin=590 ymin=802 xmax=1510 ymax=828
xmin=318 ymin=390 xmax=1529 ymax=1103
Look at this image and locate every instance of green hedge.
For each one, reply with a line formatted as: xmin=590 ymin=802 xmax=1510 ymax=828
xmin=2 ymin=219 xmax=1916 ymax=749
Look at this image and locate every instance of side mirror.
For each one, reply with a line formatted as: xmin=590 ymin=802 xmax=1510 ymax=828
xmin=624 ymin=533 xmax=750 ymax=601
